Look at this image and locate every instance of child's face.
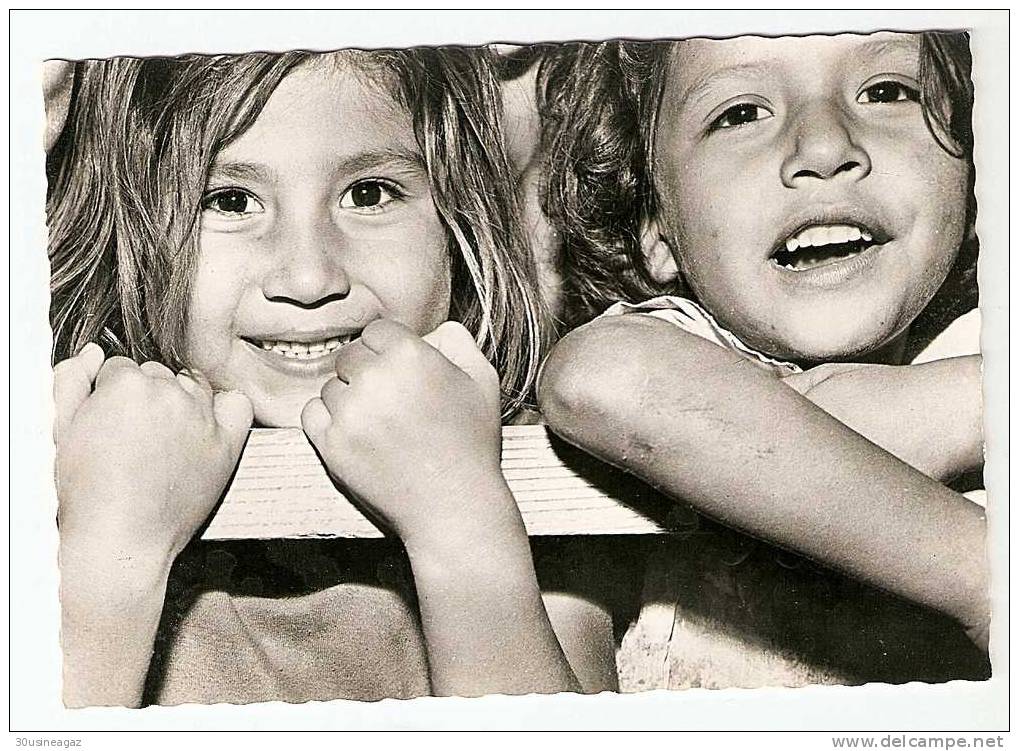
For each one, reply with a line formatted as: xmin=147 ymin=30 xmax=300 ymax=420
xmin=652 ymin=33 xmax=969 ymax=362
xmin=187 ymin=59 xmax=451 ymax=426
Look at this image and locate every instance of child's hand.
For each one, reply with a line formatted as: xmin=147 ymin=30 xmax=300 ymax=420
xmin=780 ymin=357 xmax=983 ymax=482
xmin=304 ymin=321 xmax=596 ymax=696
xmin=301 ymin=320 xmax=514 ymax=552
xmin=54 ymin=343 xmax=253 ymax=562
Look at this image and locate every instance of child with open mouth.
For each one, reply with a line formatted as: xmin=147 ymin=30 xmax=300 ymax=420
xmin=537 ymin=30 xmax=988 ymax=657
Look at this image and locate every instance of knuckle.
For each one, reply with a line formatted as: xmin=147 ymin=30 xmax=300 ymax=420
xmin=105 ymin=355 xmax=136 ymax=369
xmin=321 ymin=380 xmax=346 ymax=408
xmin=364 ymin=318 xmax=388 ymax=336
xmin=392 ymin=337 xmax=424 ymax=363
xmin=441 ymin=320 xmax=471 ymax=340
xmin=140 ymin=360 xmax=173 ymax=377
xmin=361 ymin=318 xmax=390 ymax=345
xmin=149 ymin=380 xmax=189 ymax=411
xmin=333 ymin=349 xmax=362 ymax=374
xmin=97 ymin=357 xmax=135 ymax=382
xmin=52 ymin=357 xmax=80 ymax=380
xmin=332 ymin=397 xmax=364 ymax=431
xmin=108 ymin=368 xmax=143 ymax=391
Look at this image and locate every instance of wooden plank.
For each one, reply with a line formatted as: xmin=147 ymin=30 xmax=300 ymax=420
xmin=202 ymin=426 xmax=670 ymax=540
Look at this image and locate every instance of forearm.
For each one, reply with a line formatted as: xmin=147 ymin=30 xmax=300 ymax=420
xmin=404 ymin=482 xmax=584 ymax=697
xmin=60 ymin=535 xmax=172 ymax=707
xmin=799 ymin=356 xmax=984 ymax=482
xmin=539 ymin=318 xmax=988 ymax=635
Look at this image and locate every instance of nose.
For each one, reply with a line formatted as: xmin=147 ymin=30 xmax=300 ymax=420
xmin=261 ymin=214 xmax=351 ymax=307
xmin=780 ymin=100 xmax=872 ymax=188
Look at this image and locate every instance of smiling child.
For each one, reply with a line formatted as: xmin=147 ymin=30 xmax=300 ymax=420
xmin=49 ymin=49 xmax=616 ymax=706
xmin=538 ymin=32 xmax=988 ymax=649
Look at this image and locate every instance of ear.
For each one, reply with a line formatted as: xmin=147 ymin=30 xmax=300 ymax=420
xmin=640 ymin=217 xmax=680 ymax=285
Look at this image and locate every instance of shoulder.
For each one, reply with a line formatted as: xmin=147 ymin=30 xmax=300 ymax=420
xmin=599 ymin=295 xmax=722 ymax=337
xmin=551 ymin=295 xmax=712 ymax=368
xmin=598 ymin=295 xmax=800 ymax=373
xmin=539 ymin=294 xmax=793 ymax=414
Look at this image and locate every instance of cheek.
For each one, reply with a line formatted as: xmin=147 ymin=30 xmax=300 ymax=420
xmin=907 ymin=148 xmax=969 ymax=287
xmin=407 ymin=247 xmax=453 ymax=330
xmin=656 ymin=148 xmax=762 ymax=288
xmin=365 ymin=221 xmax=452 ymax=331
xmin=184 ymin=239 xmax=248 ymax=365
xmin=887 ymin=127 xmax=969 ymax=232
xmin=666 ymin=198 xmax=737 ymax=296
xmin=930 ymin=162 xmax=970 ymax=243
xmin=413 ymin=214 xmax=455 ymax=327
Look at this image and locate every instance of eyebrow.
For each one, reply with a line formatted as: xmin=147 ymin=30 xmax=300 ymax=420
xmin=676 ymin=34 xmax=921 ymax=116
xmin=678 ymin=62 xmax=774 ymax=113
xmin=851 ymin=34 xmax=920 ymax=62
xmin=207 ymin=147 xmax=427 ymax=185
xmin=207 ymin=161 xmax=275 ymax=185
xmin=332 ymin=147 xmax=427 ymax=176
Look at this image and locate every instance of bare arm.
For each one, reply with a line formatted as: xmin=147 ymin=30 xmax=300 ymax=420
xmin=60 ymin=536 xmax=172 ymax=707
xmin=404 ymin=480 xmax=610 ymax=696
xmin=538 ymin=315 xmax=988 ymax=645
xmin=54 ymin=345 xmax=252 ymax=706
xmin=303 ymin=320 xmax=614 ymax=697
xmin=784 ymin=356 xmax=983 ymax=483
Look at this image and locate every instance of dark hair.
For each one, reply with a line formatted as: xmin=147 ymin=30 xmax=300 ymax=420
xmin=540 ymin=33 xmax=978 ymax=334
xmin=48 ymin=48 xmax=548 ymax=418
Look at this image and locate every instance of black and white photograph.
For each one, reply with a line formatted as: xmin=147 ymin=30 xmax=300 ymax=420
xmin=9 ymin=8 xmax=1010 ymax=740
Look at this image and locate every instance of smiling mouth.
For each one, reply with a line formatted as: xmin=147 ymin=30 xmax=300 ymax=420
xmin=771 ymin=223 xmax=889 ymax=272
xmin=244 ymin=335 xmax=354 ymax=360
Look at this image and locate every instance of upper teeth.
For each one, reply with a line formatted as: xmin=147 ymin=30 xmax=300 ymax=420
xmin=785 ymin=224 xmax=873 ymax=252
xmin=259 ymin=337 xmax=348 ymax=359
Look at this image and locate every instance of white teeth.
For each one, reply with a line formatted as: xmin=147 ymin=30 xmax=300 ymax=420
xmin=256 ymin=337 xmax=349 ymax=359
xmin=785 ymin=223 xmax=873 ymax=250
xmin=776 ymin=223 xmax=880 ymax=271
xmin=808 ymin=226 xmax=829 ymax=247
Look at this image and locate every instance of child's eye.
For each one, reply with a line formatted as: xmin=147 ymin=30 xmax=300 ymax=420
xmin=339 ymin=180 xmax=405 ymax=214
xmin=856 ymin=79 xmax=920 ymax=104
xmin=709 ymin=102 xmax=774 ymax=131
xmin=201 ymin=188 xmax=265 ymax=217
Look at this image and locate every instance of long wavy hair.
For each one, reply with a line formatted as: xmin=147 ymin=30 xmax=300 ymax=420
xmin=47 ymin=48 xmax=548 ymax=418
xmin=539 ymin=32 xmax=979 ymax=347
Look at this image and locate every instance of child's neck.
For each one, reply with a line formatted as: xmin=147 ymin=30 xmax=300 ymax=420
xmin=856 ymin=329 xmax=910 ymax=365
xmin=794 ymin=329 xmax=910 ymax=370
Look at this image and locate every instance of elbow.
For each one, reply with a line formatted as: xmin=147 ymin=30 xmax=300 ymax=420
xmin=537 ymin=317 xmax=656 ymax=444
xmin=536 ymin=327 xmax=598 ymax=434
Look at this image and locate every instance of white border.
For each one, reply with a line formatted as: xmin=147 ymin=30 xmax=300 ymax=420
xmin=8 ymin=9 xmax=1011 ymax=735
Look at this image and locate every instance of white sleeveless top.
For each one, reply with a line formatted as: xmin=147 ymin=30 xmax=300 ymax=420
xmin=602 ymin=294 xmax=981 ymax=368
xmin=600 ymin=296 xmax=801 ymax=374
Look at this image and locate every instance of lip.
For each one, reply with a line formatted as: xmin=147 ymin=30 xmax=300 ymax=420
xmin=769 ymin=206 xmax=893 ymax=260
xmin=244 ymin=325 xmax=365 ymax=344
xmin=771 ymin=238 xmax=891 ymax=289
xmin=242 ymin=338 xmax=344 ymax=378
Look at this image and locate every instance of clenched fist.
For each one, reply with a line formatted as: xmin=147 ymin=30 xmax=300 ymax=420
xmin=54 ymin=343 xmax=253 ymax=562
xmin=301 ymin=320 xmax=518 ymax=553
